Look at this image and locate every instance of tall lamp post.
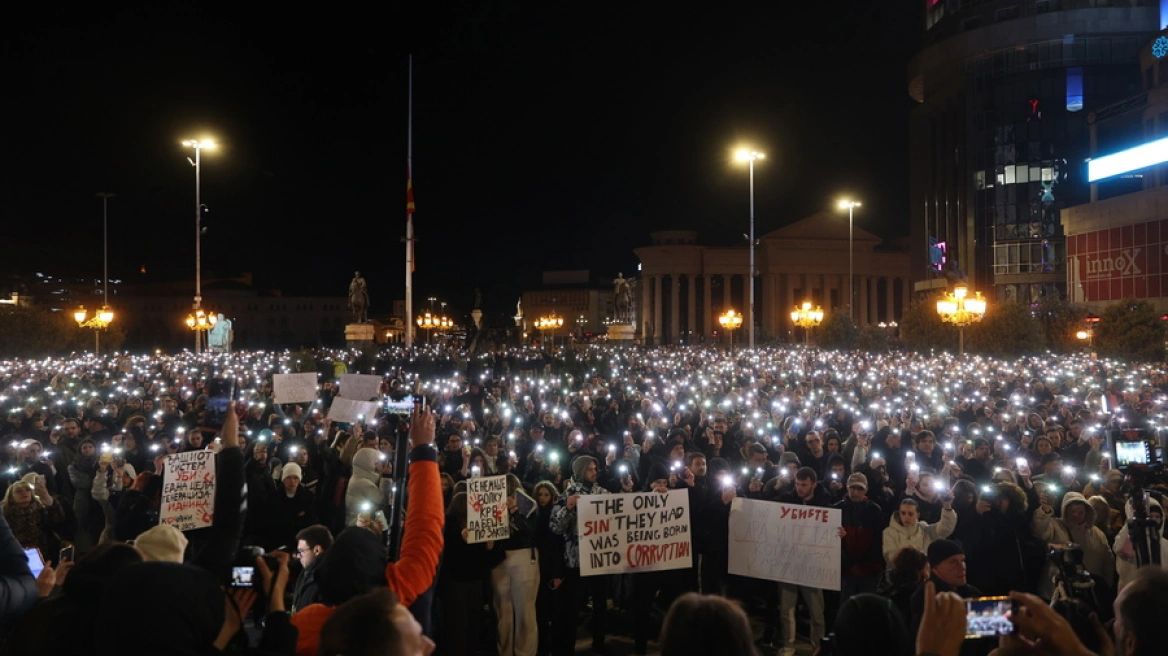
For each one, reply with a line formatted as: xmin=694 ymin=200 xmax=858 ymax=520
xmin=718 ymin=308 xmax=743 ymax=353
xmin=416 ymin=311 xmax=452 ymax=345
xmin=74 ymin=306 xmax=114 ymax=355
xmin=735 ymin=148 xmax=765 ymax=349
xmin=838 ymin=199 xmax=861 ymax=320
xmin=182 ymin=139 xmax=215 ymax=353
xmin=536 ymin=311 xmax=564 ymax=349
xmin=790 ymin=301 xmax=825 ymax=346
xmin=936 ymin=284 xmax=987 ymax=355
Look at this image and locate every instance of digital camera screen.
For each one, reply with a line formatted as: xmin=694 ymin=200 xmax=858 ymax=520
xmin=231 ymin=566 xmax=255 ymax=587
xmin=966 ymin=597 xmax=1014 ymax=638
xmin=1115 ymin=440 xmax=1150 ymax=467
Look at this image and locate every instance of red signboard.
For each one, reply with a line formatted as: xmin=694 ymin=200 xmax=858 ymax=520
xmin=1067 ymin=219 xmax=1168 ymax=302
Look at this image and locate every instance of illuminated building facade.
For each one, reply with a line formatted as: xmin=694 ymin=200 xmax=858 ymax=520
xmin=909 ymin=0 xmax=1160 ymax=304
xmin=1063 ymin=28 xmax=1168 ymax=313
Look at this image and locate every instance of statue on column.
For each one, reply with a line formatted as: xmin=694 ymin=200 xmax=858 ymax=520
xmin=208 ymin=314 xmax=234 ymax=353
xmin=613 ymin=272 xmax=631 ymax=323
xmin=349 ymin=271 xmax=370 ymax=323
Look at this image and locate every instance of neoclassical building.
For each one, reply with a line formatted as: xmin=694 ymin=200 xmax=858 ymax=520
xmin=634 ymin=214 xmax=911 ymax=344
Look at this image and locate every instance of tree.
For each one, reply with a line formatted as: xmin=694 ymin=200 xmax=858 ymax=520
xmin=856 ymin=324 xmax=890 ymax=352
xmin=965 ymin=302 xmax=1045 ymax=357
xmin=1095 ymin=298 xmax=1167 ymax=362
xmin=899 ymin=296 xmax=956 ymax=353
xmin=1033 ymin=296 xmax=1089 ymax=353
xmin=817 ymin=308 xmax=859 ymax=350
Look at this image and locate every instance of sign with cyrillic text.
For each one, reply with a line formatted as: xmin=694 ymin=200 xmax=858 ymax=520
xmin=339 ymin=374 xmax=383 ymax=402
xmin=161 ymin=450 xmax=217 ymax=532
xmin=577 ymin=491 xmax=692 ymax=576
xmin=327 ymin=397 xmax=380 ymax=424
xmin=728 ymin=498 xmax=841 ymax=590
xmin=466 ymin=475 xmax=510 ymax=544
xmin=272 ymin=373 xmax=318 ymax=405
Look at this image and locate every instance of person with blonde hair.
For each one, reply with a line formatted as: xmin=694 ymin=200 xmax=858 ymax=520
xmin=1 ymin=474 xmax=67 ymax=558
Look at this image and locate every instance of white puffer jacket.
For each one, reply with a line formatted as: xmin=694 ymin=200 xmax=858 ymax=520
xmin=1113 ymin=496 xmax=1168 ymax=591
xmin=881 ymin=506 xmax=957 ymax=565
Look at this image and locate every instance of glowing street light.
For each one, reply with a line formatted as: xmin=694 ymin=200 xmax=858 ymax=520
xmin=718 ymin=308 xmax=744 ymax=352
xmin=838 ymin=199 xmax=861 ymax=321
xmin=936 ymin=284 xmax=987 ymax=355
xmin=74 ymin=305 xmax=115 ymax=355
xmin=182 ymin=138 xmax=215 ymax=353
xmin=536 ymin=311 xmax=564 ymax=348
xmin=790 ymin=301 xmax=825 ymax=345
xmin=416 ymin=311 xmax=452 ymax=344
xmin=734 ymin=147 xmax=765 ymax=349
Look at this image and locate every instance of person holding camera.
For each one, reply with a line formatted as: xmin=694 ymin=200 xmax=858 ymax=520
xmin=1031 ymin=490 xmax=1115 ymax=600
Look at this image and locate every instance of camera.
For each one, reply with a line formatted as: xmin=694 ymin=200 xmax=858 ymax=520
xmin=1109 ymin=428 xmax=1164 ymax=472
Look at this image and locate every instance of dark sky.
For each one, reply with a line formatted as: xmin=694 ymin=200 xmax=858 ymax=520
xmin=1 ymin=2 xmax=920 ymax=318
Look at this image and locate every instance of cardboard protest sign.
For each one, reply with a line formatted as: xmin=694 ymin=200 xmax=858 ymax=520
xmin=327 ymin=397 xmax=380 ymax=424
xmin=728 ymin=498 xmax=841 ymax=590
xmin=339 ymin=374 xmax=383 ymax=401
xmin=577 ymin=491 xmax=692 ymax=576
xmin=466 ymin=475 xmax=510 ymax=543
xmin=272 ymin=373 xmax=318 ymax=405
xmin=160 ymin=450 xmax=217 ymax=531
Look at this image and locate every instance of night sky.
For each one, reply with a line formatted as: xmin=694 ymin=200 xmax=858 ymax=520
xmin=1 ymin=2 xmax=920 ymax=319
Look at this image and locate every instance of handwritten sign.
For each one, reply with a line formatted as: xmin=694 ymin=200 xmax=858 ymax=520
xmin=339 ymin=374 xmax=383 ymax=401
xmin=327 ymin=397 xmax=381 ymax=424
xmin=272 ymin=373 xmax=318 ymax=405
xmin=160 ymin=450 xmax=217 ymax=532
xmin=466 ymin=475 xmax=509 ymax=544
xmin=728 ymin=498 xmax=841 ymax=591
xmin=577 ymin=491 xmax=692 ymax=576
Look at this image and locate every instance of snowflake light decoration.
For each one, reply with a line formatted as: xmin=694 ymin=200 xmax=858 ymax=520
xmin=1153 ymin=36 xmax=1168 ymax=59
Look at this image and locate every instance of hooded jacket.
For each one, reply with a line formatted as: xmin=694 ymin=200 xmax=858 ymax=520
xmin=344 ymin=448 xmax=387 ymax=527
xmin=1031 ymin=491 xmax=1115 ymax=599
xmin=881 ymin=506 xmax=957 ymax=565
xmin=550 ymin=475 xmax=608 ymax=569
xmin=1113 ymin=496 xmax=1168 ymax=590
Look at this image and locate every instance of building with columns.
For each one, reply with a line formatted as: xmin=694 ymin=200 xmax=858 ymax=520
xmin=634 ymin=214 xmax=911 ymax=344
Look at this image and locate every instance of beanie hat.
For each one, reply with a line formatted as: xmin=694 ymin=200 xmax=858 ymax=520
xmin=572 ymin=455 xmax=597 ymax=481
xmin=135 ymin=525 xmax=189 ymax=563
xmin=1040 ymin=452 xmax=1062 ymax=465
xmin=645 ymin=461 xmax=671 ymax=490
xmin=281 ymin=462 xmax=303 ymax=481
xmin=927 ymin=539 xmax=964 ymax=567
xmin=846 ymin=473 xmax=868 ymax=490
xmin=779 ymin=452 xmax=801 ymax=468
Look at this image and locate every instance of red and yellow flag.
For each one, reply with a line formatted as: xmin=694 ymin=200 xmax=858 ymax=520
xmin=407 ymin=175 xmax=416 ymax=215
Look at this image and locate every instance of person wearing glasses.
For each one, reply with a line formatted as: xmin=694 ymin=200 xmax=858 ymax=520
xmin=293 ymin=525 xmax=334 ymax=612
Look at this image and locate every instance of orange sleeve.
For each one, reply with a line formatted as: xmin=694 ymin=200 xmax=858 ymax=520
xmin=384 ymin=449 xmax=445 ymax=607
xmin=291 ymin=604 xmax=333 ymax=656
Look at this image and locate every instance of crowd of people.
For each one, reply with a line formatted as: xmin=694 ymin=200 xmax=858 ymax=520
xmin=0 ymin=345 xmax=1163 ymax=656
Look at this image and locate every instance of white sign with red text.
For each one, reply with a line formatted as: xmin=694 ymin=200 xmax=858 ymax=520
xmin=728 ymin=498 xmax=841 ymax=590
xmin=577 ymin=491 xmax=691 ymax=576
xmin=160 ymin=450 xmax=217 ymax=532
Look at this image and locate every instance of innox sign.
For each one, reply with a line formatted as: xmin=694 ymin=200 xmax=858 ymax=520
xmin=1068 ymin=219 xmax=1168 ymax=302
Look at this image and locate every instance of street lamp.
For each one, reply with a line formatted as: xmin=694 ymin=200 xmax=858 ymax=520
xmin=735 ymin=148 xmax=765 ymax=349
xmin=416 ymin=311 xmax=452 ymax=344
xmin=936 ymin=284 xmax=987 ymax=355
xmin=790 ymin=301 xmax=825 ymax=345
xmin=718 ymin=308 xmax=743 ymax=352
xmin=535 ymin=311 xmax=564 ymax=349
xmin=182 ymin=138 xmax=215 ymax=353
xmin=74 ymin=305 xmax=115 ymax=355
xmin=838 ymin=199 xmax=861 ymax=321
xmin=186 ymin=309 xmax=218 ymax=350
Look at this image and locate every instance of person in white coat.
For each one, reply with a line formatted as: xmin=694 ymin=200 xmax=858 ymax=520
xmin=1031 ymin=490 xmax=1115 ymax=600
xmin=882 ymin=497 xmax=957 ymax=565
xmin=1113 ymin=495 xmax=1168 ymax=591
xmin=345 ymin=447 xmax=392 ymax=527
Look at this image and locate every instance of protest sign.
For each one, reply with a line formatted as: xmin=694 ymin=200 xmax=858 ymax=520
xmin=272 ymin=373 xmax=318 ymax=404
xmin=466 ymin=475 xmax=510 ymax=543
xmin=160 ymin=450 xmax=217 ymax=532
xmin=577 ymin=491 xmax=691 ymax=576
xmin=339 ymin=374 xmax=383 ymax=401
xmin=728 ymin=498 xmax=841 ymax=590
xmin=327 ymin=397 xmax=380 ymax=424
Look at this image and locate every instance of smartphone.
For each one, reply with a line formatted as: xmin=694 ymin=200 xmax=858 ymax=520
xmin=231 ymin=566 xmax=255 ymax=588
xmin=24 ymin=548 xmax=45 ymax=579
xmin=59 ymin=545 xmax=74 ymax=563
xmin=204 ymin=378 xmax=236 ymax=430
xmin=965 ymin=596 xmax=1016 ymax=638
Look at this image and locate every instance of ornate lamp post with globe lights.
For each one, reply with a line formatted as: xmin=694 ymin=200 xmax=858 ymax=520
xmin=936 ymin=284 xmax=987 ymax=355
xmin=186 ymin=309 xmax=218 ymax=352
xmin=74 ymin=306 xmax=114 ymax=355
xmin=536 ymin=311 xmax=564 ymax=349
xmin=718 ymin=308 xmax=743 ymax=352
xmin=416 ymin=311 xmax=452 ymax=345
xmin=791 ymin=301 xmax=825 ymax=345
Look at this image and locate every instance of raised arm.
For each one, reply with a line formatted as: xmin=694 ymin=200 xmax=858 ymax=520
xmin=384 ymin=403 xmax=444 ymax=608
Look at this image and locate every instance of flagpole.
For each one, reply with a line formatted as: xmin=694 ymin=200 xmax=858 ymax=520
xmin=405 ymin=54 xmax=415 ymax=349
